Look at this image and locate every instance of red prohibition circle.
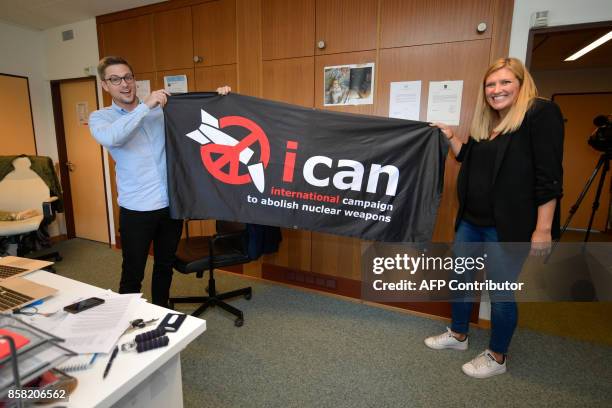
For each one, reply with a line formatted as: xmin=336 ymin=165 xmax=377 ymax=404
xmin=200 ymin=116 xmax=270 ymax=185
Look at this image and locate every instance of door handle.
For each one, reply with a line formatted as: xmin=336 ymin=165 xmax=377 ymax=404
xmin=66 ymin=161 xmax=75 ymax=172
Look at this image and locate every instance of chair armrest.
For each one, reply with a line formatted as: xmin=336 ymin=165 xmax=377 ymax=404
xmin=42 ymin=197 xmax=59 ymax=221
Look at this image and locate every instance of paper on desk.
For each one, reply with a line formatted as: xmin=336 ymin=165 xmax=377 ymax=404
xmin=51 ymin=294 xmax=143 ymax=354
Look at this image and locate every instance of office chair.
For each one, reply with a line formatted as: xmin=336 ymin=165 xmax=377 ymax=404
xmin=0 ymin=157 xmax=62 ymax=267
xmin=169 ymin=220 xmax=252 ymax=327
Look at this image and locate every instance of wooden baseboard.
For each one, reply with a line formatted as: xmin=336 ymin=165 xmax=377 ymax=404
xmin=50 ymin=234 xmax=67 ymax=244
xmin=477 ymin=318 xmax=491 ymax=329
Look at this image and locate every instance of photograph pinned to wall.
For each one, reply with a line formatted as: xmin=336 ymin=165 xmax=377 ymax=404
xmin=164 ymin=75 xmax=188 ymax=94
xmin=324 ymin=63 xmax=375 ymax=106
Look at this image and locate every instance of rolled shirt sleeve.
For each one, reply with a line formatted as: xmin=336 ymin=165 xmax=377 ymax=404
xmin=530 ymin=100 xmax=564 ymax=206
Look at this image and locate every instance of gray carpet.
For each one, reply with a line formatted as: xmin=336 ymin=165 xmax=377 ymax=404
xmin=42 ymin=239 xmax=612 ymax=407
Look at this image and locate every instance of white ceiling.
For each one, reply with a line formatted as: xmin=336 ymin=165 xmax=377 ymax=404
xmin=0 ymin=0 xmax=167 ymax=30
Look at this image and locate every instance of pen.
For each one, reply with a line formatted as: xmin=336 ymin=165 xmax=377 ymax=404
xmin=102 ymin=346 xmax=118 ymax=379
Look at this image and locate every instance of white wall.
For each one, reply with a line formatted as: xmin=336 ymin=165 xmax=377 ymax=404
xmin=44 ymin=18 xmax=100 ymax=81
xmin=510 ymin=0 xmax=612 ymax=61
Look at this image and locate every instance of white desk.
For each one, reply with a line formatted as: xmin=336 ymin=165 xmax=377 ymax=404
xmin=22 ymin=271 xmax=206 ymax=408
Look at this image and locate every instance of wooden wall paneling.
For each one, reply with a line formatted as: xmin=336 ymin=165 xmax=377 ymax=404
xmin=182 ymin=220 xmax=216 ymax=238
xmin=97 ymin=0 xmax=221 ymax=24
xmin=314 ymin=50 xmax=377 ymax=115
xmin=99 ymin=15 xmax=155 ymax=73
xmin=489 ymin=0 xmax=514 ymax=62
xmin=262 ymin=57 xmax=315 ymax=107
xmin=315 ymin=0 xmax=378 ymax=55
xmin=236 ymin=0 xmax=262 ymax=96
xmin=380 ymin=0 xmax=493 ymax=49
xmin=263 ymin=228 xmax=312 ymax=272
xmin=376 ymin=40 xmax=492 ymax=241
xmin=261 ymin=55 xmax=315 ymax=272
xmin=310 ymin=233 xmax=361 ymax=280
xmin=153 ymin=7 xmax=194 ymax=71
xmin=193 ymin=0 xmax=237 ymax=67
xmin=262 ymin=0 xmax=315 ymax=60
xmin=194 ymin=65 xmax=238 ymax=92
xmin=155 ymin=68 xmax=195 ymax=92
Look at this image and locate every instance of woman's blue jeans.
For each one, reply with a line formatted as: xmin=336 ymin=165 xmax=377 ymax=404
xmin=450 ymin=220 xmax=522 ymax=354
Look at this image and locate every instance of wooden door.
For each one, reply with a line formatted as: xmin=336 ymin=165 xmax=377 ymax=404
xmin=262 ymin=0 xmax=315 ymax=60
xmin=0 ymin=74 xmax=36 ymax=155
xmin=60 ymin=79 xmax=109 ymax=243
xmin=376 ymin=39 xmax=492 ymax=242
xmin=99 ymin=15 xmax=155 ymax=74
xmin=315 ymin=0 xmax=378 ymax=55
xmin=380 ymin=0 xmax=493 ymax=48
xmin=554 ymin=93 xmax=612 ymax=231
xmin=193 ymin=0 xmax=237 ymax=67
xmin=153 ymin=7 xmax=194 ymax=71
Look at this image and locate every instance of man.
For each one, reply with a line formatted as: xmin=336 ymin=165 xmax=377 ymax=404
xmin=89 ymin=56 xmax=230 ymax=306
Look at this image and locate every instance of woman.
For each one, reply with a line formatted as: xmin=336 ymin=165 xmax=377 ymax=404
xmin=425 ymin=57 xmax=564 ymax=378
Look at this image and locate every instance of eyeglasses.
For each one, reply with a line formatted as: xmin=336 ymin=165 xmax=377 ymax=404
xmin=104 ymin=74 xmax=135 ymax=86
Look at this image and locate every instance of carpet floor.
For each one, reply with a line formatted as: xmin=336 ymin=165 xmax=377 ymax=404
xmin=40 ymin=239 xmax=612 ymax=408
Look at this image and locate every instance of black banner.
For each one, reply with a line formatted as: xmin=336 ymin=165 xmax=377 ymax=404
xmin=164 ymin=93 xmax=447 ymax=242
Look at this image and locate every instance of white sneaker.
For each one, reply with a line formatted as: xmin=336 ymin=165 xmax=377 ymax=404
xmin=424 ymin=327 xmax=468 ymax=350
xmin=461 ymin=350 xmax=507 ymax=379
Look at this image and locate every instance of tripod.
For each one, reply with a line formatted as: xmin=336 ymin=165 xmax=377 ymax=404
xmin=560 ymin=151 xmax=612 ymax=242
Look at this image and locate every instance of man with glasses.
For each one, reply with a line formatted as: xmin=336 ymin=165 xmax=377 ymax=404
xmin=89 ymin=56 xmax=230 ymax=307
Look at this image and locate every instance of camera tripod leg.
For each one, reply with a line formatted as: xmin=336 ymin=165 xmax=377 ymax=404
xmin=560 ymin=155 xmax=607 ymax=237
xmin=584 ymin=158 xmax=610 ymax=242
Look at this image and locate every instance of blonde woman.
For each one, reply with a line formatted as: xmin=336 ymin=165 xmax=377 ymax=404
xmin=426 ymin=58 xmax=564 ymax=378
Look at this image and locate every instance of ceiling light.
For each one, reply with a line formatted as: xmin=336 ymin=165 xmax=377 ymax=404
xmin=565 ymin=30 xmax=612 ymax=61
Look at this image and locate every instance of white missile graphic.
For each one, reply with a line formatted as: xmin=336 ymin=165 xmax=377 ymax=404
xmin=186 ymin=109 xmax=265 ymax=193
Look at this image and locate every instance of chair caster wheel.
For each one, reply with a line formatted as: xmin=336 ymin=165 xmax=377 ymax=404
xmin=235 ymin=318 xmax=244 ymax=327
xmin=245 ymin=293 xmax=252 ymax=300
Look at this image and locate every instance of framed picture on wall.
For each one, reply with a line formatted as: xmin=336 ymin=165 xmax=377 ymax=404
xmin=323 ymin=63 xmax=375 ymax=106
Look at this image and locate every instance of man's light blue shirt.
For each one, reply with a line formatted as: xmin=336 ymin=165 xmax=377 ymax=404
xmin=89 ymin=101 xmax=168 ymax=211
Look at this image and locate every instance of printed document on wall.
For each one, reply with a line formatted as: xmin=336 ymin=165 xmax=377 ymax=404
xmin=426 ymin=80 xmax=463 ymax=126
xmin=136 ymin=80 xmax=151 ymax=100
xmin=389 ymin=81 xmax=421 ymax=121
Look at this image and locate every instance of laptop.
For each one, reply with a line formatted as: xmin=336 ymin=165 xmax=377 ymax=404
xmin=0 ymin=256 xmax=57 ymax=312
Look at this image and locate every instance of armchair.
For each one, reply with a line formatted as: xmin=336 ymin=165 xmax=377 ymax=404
xmin=169 ymin=220 xmax=252 ymax=327
xmin=0 ymin=156 xmax=62 ymax=265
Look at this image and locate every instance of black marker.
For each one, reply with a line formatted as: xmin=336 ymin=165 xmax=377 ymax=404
xmin=103 ymin=346 xmax=119 ymax=379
